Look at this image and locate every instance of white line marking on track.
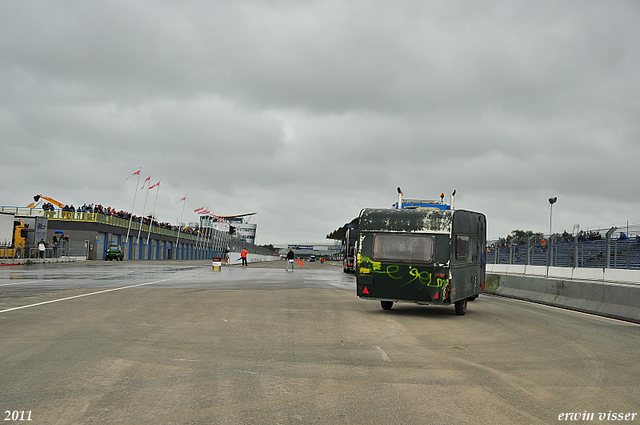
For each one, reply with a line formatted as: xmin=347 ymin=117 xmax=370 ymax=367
xmin=0 ymin=276 xmax=178 ymax=314
xmin=0 ymin=279 xmax=52 ymax=287
xmin=374 ymin=346 xmax=391 ymax=362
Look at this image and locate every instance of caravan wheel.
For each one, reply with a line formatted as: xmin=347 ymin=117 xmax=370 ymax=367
xmin=454 ymin=299 xmax=467 ymax=315
xmin=381 ymin=301 xmax=393 ymax=310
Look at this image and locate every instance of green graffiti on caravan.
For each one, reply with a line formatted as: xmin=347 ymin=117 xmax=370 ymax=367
xmin=407 ymin=267 xmax=431 ymax=286
xmin=358 ymin=255 xmax=446 ymax=288
xmin=357 ymin=255 xmax=402 ymax=279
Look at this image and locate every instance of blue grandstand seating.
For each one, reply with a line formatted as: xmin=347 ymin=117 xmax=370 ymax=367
xmin=486 ymin=238 xmax=640 ymax=269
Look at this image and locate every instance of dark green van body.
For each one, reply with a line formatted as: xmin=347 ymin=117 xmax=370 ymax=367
xmin=356 ymin=208 xmax=486 ymax=309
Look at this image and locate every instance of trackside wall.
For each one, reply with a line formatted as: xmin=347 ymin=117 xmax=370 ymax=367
xmin=485 ymin=265 xmax=640 ymax=323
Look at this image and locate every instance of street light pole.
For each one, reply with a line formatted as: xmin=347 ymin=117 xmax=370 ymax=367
xmin=547 ymin=197 xmax=558 ymax=267
xmin=548 ymin=197 xmax=557 ymax=236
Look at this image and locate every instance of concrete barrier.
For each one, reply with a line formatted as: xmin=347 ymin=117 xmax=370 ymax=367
xmin=546 ymin=266 xmax=573 ymax=280
xmin=524 ymin=265 xmax=547 ymax=277
xmin=490 ymin=264 xmax=509 ymax=275
xmin=603 ymin=268 xmax=640 ymax=285
xmin=227 ymin=252 xmax=279 ymax=265
xmin=572 ymin=267 xmax=604 ymax=282
xmin=487 ymin=265 xmax=614 ymax=282
xmin=485 ymin=271 xmax=640 ymax=323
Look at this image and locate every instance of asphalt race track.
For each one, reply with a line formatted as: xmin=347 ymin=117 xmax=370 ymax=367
xmin=1 ymin=260 xmax=639 ymax=424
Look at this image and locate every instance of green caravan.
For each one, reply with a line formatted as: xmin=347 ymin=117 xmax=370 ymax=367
xmin=356 ymin=208 xmax=487 ymax=315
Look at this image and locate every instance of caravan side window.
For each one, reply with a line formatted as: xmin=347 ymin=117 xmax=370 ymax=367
xmin=373 ymin=234 xmax=434 ymax=263
xmin=456 ymin=235 xmax=469 ymax=260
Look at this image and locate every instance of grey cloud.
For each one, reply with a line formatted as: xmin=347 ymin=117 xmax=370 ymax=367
xmin=1 ymin=0 xmax=640 ymax=243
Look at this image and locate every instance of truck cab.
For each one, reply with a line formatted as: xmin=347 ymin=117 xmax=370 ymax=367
xmin=0 ymin=213 xmax=27 ymax=260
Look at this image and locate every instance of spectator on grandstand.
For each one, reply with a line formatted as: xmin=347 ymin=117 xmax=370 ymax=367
xmin=52 ymin=234 xmax=59 ymax=257
xmin=589 ymin=231 xmax=602 ymax=241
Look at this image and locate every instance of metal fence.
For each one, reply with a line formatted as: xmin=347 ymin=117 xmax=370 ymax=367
xmin=0 ymin=241 xmax=86 ymax=262
xmin=486 ymin=227 xmax=640 ymax=269
xmin=0 ymin=206 xmax=207 ymax=242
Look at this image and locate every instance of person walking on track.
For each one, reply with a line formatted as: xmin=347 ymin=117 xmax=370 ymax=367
xmin=285 ymin=248 xmax=295 ymax=272
xmin=241 ymin=247 xmax=248 ymax=266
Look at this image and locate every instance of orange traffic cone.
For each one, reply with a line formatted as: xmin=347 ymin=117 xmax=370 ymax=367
xmin=297 ymin=258 xmax=300 ymax=265
xmin=301 ymin=259 xmax=304 ymax=267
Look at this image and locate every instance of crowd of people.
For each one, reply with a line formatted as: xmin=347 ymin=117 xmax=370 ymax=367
xmin=42 ymin=203 xmax=210 ymax=237
xmin=494 ymin=236 xmax=526 ymax=248
xmin=36 ymin=232 xmax=70 ymax=258
xmin=493 ymin=229 xmax=640 ymax=250
xmin=576 ymin=231 xmax=603 ymax=241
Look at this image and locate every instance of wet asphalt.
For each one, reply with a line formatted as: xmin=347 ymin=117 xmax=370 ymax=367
xmin=1 ymin=260 xmax=639 ymax=424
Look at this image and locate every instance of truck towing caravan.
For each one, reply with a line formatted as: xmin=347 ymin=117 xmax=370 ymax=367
xmin=355 ymin=190 xmax=486 ymax=315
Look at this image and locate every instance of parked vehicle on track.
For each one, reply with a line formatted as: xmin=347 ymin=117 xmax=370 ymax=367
xmin=343 ymin=227 xmax=358 ymax=273
xmin=105 ymin=245 xmax=124 ymax=261
xmin=0 ymin=212 xmax=27 ymax=259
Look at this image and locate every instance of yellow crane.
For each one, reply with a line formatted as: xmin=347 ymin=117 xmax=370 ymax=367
xmin=26 ymin=195 xmax=65 ymax=209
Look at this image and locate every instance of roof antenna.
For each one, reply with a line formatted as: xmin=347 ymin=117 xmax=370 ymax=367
xmin=397 ymin=187 xmax=403 ymax=209
xmin=451 ymin=189 xmax=456 ymax=210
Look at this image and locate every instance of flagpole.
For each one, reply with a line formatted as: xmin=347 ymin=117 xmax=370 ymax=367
xmin=203 ymin=210 xmax=212 ymax=258
xmin=203 ymin=212 xmax=211 ymax=258
xmin=125 ymin=167 xmax=142 ymax=244
xmin=208 ymin=216 xmax=214 ymax=257
xmin=146 ymin=180 xmax=160 ymax=245
xmin=175 ymin=196 xmax=186 ymax=260
xmin=136 ymin=177 xmax=151 ymax=255
xmin=193 ymin=207 xmax=205 ymax=257
xmin=196 ymin=211 xmax=205 ymax=257
xmin=214 ymin=215 xmax=222 ymax=257
xmin=200 ymin=209 xmax=210 ymax=256
xmin=204 ymin=217 xmax=212 ymax=259
xmin=213 ymin=221 xmax=220 ymax=258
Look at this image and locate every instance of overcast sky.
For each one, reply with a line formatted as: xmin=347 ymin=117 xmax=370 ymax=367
xmin=2 ymin=1 xmax=639 ymax=244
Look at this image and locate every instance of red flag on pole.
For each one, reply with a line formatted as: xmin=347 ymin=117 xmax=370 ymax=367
xmin=141 ymin=176 xmax=151 ymax=189
xmin=194 ymin=207 xmax=204 ymax=213
xmin=149 ymin=181 xmax=160 ymax=189
xmin=177 ymin=196 xmax=186 ymax=203
xmin=125 ymin=169 xmax=141 ymax=181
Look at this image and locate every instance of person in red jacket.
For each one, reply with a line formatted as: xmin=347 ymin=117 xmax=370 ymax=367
xmin=241 ymin=248 xmax=248 ymax=266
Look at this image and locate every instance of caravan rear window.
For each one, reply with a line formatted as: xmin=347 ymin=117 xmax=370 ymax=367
xmin=456 ymin=235 xmax=469 ymax=259
xmin=373 ymin=234 xmax=434 ymax=263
